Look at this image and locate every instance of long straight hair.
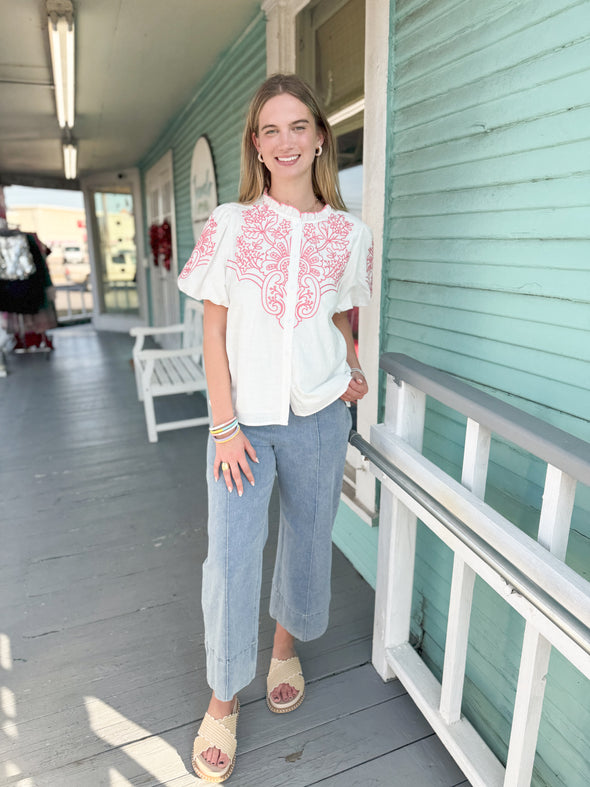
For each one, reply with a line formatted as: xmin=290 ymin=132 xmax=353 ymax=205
xmin=238 ymin=73 xmax=346 ymax=211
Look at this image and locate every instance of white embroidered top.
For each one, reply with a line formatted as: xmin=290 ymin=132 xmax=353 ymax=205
xmin=178 ymin=193 xmax=373 ymax=426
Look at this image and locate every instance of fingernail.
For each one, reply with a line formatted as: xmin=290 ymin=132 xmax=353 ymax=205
xmin=250 ymin=480 xmax=255 ymax=486
xmin=255 ymin=458 xmax=260 ymax=463
xmin=238 ymin=489 xmax=243 ymax=497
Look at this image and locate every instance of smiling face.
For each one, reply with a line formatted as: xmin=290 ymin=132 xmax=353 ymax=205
xmin=253 ymin=93 xmax=325 ymax=188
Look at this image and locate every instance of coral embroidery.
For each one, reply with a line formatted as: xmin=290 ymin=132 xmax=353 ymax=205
xmin=298 ymin=215 xmax=353 ymax=323
xmin=230 ymin=204 xmax=292 ymax=324
xmin=228 ymin=203 xmax=354 ymax=328
xmin=179 ymin=216 xmax=218 ymax=279
xmin=366 ymin=242 xmax=374 ymax=293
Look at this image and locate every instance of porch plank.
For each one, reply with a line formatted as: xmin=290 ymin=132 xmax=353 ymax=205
xmin=226 ymin=694 xmax=436 ymax=786
xmin=317 ymin=735 xmax=469 ymax=786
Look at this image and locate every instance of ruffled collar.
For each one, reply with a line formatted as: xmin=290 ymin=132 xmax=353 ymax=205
xmin=261 ymin=191 xmax=332 ymax=222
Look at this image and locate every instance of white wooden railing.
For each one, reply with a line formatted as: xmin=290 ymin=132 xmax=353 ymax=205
xmin=55 ymin=283 xmax=91 ymax=323
xmin=105 ymin=280 xmax=137 ymax=312
xmin=350 ymin=353 xmax=590 ymax=787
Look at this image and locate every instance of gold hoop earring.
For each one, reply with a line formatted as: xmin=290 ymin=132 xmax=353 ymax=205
xmin=258 ymin=152 xmax=264 ymax=163
xmin=315 ymin=145 xmax=323 ymax=157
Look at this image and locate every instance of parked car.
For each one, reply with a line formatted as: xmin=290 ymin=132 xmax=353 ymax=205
xmin=63 ymin=245 xmax=86 ymax=265
xmin=63 ymin=259 xmax=91 ymax=289
xmin=106 ymin=249 xmax=136 ymax=283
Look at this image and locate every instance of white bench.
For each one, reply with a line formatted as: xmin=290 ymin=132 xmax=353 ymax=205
xmin=130 ymin=300 xmax=210 ymax=442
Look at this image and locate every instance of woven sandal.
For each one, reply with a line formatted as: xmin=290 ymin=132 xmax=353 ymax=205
xmin=266 ymin=655 xmax=305 ymax=713
xmin=192 ymin=697 xmax=240 ymax=783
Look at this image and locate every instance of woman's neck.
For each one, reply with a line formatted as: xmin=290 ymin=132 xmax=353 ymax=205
xmin=267 ymin=183 xmax=321 ymax=213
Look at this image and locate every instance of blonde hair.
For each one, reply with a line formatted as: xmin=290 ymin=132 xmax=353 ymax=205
xmin=238 ymin=73 xmax=346 ymax=211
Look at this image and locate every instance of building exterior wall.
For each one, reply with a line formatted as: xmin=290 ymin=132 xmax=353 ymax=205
xmin=381 ymin=1 xmax=590 ymax=784
xmin=138 ymin=12 xmax=267 ymax=293
xmin=6 ymin=204 xmax=87 ymax=262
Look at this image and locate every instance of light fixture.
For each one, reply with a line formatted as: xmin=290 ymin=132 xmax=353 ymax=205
xmin=327 ymin=98 xmax=365 ymax=128
xmin=63 ymin=142 xmax=77 ymax=179
xmin=47 ymin=0 xmax=75 ymax=129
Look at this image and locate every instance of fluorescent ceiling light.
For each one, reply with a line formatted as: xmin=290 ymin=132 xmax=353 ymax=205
xmin=47 ymin=2 xmax=75 ymax=128
xmin=63 ymin=143 xmax=77 ymax=179
xmin=328 ymin=98 xmax=365 ymax=128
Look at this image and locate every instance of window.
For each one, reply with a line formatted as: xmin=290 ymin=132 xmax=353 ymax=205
xmin=297 ymin=0 xmax=365 ymax=217
xmin=297 ymin=0 xmax=365 ymax=115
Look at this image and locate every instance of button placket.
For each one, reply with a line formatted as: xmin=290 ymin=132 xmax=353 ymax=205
xmin=279 ymin=217 xmax=302 ymax=420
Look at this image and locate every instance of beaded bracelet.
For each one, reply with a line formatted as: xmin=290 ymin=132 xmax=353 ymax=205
xmin=210 ymin=416 xmax=237 ymax=431
xmin=212 ymin=424 xmax=241 ymax=443
xmin=210 ymin=416 xmax=241 ymax=443
xmin=210 ymin=417 xmax=238 ymax=436
xmin=350 ymin=367 xmax=366 ymax=378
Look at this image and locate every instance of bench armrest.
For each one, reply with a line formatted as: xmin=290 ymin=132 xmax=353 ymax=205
xmin=136 ymin=346 xmax=202 ymax=361
xmin=130 ymin=323 xmax=184 ymax=337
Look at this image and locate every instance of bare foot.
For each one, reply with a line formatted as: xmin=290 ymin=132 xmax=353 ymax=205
xmin=199 ymin=693 xmax=236 ymax=770
xmin=270 ymin=622 xmax=300 ymax=705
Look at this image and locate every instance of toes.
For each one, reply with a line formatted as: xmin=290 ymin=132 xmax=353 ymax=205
xmin=205 ymin=747 xmax=221 ymax=766
xmin=273 ymin=683 xmax=298 ymax=703
xmin=270 ymin=682 xmax=301 ymax=705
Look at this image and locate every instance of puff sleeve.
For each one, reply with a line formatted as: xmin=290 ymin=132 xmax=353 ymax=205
xmin=335 ymin=222 xmax=374 ymax=312
xmin=177 ymin=204 xmax=234 ymax=306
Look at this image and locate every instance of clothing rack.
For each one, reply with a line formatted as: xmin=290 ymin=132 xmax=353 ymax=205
xmin=0 ymin=229 xmax=56 ymax=360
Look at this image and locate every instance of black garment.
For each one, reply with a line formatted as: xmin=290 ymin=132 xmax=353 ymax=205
xmin=0 ymin=235 xmax=46 ymax=314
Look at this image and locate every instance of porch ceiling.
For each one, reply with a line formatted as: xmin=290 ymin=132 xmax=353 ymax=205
xmin=0 ymin=0 xmax=262 ymax=189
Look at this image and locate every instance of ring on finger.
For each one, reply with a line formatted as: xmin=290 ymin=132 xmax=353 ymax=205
xmin=221 ymin=462 xmax=230 ymax=472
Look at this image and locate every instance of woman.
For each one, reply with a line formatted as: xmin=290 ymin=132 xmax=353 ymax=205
xmin=178 ymin=73 xmax=373 ymax=783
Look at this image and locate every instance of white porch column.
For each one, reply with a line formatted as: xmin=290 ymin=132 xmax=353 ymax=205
xmin=262 ymin=0 xmax=308 ymax=74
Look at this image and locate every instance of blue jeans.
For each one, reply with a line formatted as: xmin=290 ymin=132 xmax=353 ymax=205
xmin=202 ymin=398 xmax=352 ymax=701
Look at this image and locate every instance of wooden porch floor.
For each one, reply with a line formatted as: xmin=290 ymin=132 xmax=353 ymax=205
xmin=0 ymin=326 xmax=469 ymax=787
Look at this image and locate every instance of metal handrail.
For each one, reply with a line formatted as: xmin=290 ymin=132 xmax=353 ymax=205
xmin=380 ymin=353 xmax=590 ymax=486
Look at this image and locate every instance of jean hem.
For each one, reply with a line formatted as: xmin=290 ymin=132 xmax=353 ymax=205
xmin=205 ymin=640 xmax=258 ymax=701
xmin=269 ymin=586 xmax=329 ymax=642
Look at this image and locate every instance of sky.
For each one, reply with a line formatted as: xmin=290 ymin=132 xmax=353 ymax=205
xmin=4 ymin=185 xmax=84 ymax=210
xmin=339 ymin=164 xmax=363 ymax=218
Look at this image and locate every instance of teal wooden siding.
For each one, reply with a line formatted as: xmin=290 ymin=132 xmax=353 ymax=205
xmin=138 ymin=12 xmax=266 ymax=287
xmin=332 ymin=501 xmax=380 ymax=588
xmin=381 ymin=0 xmax=590 ymax=785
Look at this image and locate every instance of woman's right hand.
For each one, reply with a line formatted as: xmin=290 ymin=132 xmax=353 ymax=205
xmin=214 ymin=429 xmax=258 ymax=496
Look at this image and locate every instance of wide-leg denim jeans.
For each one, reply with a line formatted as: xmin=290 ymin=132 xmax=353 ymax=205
xmin=202 ymin=398 xmax=352 ymax=701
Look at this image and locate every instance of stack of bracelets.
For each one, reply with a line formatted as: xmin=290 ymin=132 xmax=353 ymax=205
xmin=209 ymin=416 xmax=241 ymax=443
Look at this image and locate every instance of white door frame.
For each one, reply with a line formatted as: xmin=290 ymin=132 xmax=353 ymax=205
xmin=144 ymin=150 xmax=181 ymax=345
xmin=263 ymin=0 xmax=390 ymax=522
xmin=80 ymin=167 xmax=148 ymax=332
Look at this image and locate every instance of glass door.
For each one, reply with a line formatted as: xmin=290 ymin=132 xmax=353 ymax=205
xmin=93 ymin=191 xmax=139 ymax=316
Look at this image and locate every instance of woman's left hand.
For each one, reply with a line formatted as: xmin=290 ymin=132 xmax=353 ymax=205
xmin=340 ymin=371 xmax=368 ymax=403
